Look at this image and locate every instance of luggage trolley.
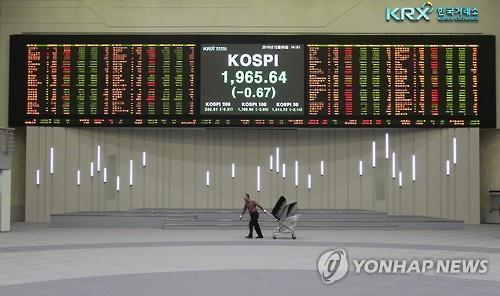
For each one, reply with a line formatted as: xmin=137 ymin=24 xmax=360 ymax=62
xmin=265 ymin=196 xmax=300 ymax=239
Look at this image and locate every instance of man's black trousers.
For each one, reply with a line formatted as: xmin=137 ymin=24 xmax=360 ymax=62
xmin=248 ymin=211 xmax=263 ymax=238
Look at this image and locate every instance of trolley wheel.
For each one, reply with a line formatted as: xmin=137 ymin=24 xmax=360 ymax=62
xmin=272 ymin=235 xmax=276 ymax=239
xmin=292 ymin=234 xmax=296 ymax=239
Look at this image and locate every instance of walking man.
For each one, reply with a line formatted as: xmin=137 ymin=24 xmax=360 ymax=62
xmin=240 ymin=193 xmax=266 ymax=239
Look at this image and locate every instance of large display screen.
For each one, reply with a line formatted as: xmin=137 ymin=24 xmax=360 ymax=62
xmin=9 ymin=35 xmax=496 ymax=128
xmin=200 ymin=44 xmax=304 ymax=115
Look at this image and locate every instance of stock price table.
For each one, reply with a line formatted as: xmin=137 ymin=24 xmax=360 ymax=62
xmin=9 ymin=35 xmax=496 ymax=128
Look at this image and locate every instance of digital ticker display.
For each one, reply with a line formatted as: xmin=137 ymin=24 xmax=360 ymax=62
xmin=200 ymin=44 xmax=304 ymax=115
xmin=9 ymin=35 xmax=496 ymax=128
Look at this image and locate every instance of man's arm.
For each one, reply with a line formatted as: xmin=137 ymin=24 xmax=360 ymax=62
xmin=239 ymin=204 xmax=247 ymax=219
xmin=255 ymin=201 xmax=267 ymax=213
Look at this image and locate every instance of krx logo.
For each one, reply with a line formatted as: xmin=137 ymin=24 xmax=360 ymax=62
xmin=386 ymin=1 xmax=433 ymax=22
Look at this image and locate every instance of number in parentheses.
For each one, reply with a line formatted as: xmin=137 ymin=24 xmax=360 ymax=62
xmin=231 ymin=86 xmax=237 ymax=99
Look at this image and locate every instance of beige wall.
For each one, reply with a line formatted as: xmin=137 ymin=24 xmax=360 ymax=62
xmin=480 ymin=130 xmax=500 ymax=222
xmin=26 ymin=127 xmax=480 ymax=223
xmin=0 ymin=0 xmax=498 ymax=223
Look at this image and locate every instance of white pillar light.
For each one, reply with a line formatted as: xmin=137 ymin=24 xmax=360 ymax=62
xmin=294 ymin=161 xmax=298 ymax=187
xmin=49 ymin=147 xmax=54 ymax=175
xmin=206 ymin=171 xmax=210 ymax=187
xmin=398 ymin=171 xmax=403 ymax=187
xmin=116 ymin=176 xmax=120 ymax=191
xmin=446 ymin=160 xmax=450 ymax=176
xmin=103 ymin=168 xmax=107 ymax=183
xmin=269 ymin=155 xmax=273 ymax=171
xmin=77 ymin=170 xmax=81 ymax=186
xmin=276 ymin=147 xmax=280 ymax=173
xmin=385 ymin=133 xmax=389 ymax=159
xmin=257 ymin=166 xmax=261 ymax=192
xmin=307 ymin=174 xmax=311 ymax=190
xmin=392 ymin=152 xmax=396 ymax=179
xmin=36 ymin=169 xmax=40 ymax=186
xmin=359 ymin=160 xmax=363 ymax=176
xmin=412 ymin=154 xmax=416 ymax=181
xmin=142 ymin=151 xmax=147 ymax=167
xmin=231 ymin=163 xmax=235 ymax=178
xmin=320 ymin=160 xmax=325 ymax=176
xmin=372 ymin=141 xmax=376 ymax=167
xmin=453 ymin=137 xmax=457 ymax=165
xmin=282 ymin=163 xmax=286 ymax=179
xmin=129 ymin=160 xmax=133 ymax=186
xmin=97 ymin=145 xmax=101 ymax=172
xmin=90 ymin=162 xmax=94 ymax=178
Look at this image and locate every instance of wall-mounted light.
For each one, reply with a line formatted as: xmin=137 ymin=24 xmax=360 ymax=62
xmin=257 ymin=166 xmax=261 ymax=192
xmin=446 ymin=160 xmax=450 ymax=176
xmin=320 ymin=160 xmax=325 ymax=176
xmin=307 ymin=174 xmax=312 ymax=190
xmin=97 ymin=145 xmax=101 ymax=172
xmin=453 ymin=137 xmax=457 ymax=165
xmin=50 ymin=147 xmax=54 ymax=175
xmin=90 ymin=162 xmax=94 ymax=178
xmin=398 ymin=171 xmax=402 ymax=187
xmin=103 ymin=167 xmax=107 ymax=183
xmin=276 ymin=147 xmax=280 ymax=173
xmin=231 ymin=163 xmax=235 ymax=178
xmin=129 ymin=160 xmax=133 ymax=186
xmin=77 ymin=170 xmax=81 ymax=186
xmin=359 ymin=160 xmax=363 ymax=176
xmin=392 ymin=152 xmax=396 ymax=179
xmin=206 ymin=171 xmax=210 ymax=187
xmin=282 ymin=163 xmax=286 ymax=179
xmin=116 ymin=176 xmax=120 ymax=191
xmin=269 ymin=155 xmax=273 ymax=171
xmin=294 ymin=161 xmax=298 ymax=187
xmin=372 ymin=141 xmax=376 ymax=167
xmin=36 ymin=169 xmax=40 ymax=186
xmin=412 ymin=154 xmax=416 ymax=182
xmin=142 ymin=151 xmax=147 ymax=167
xmin=385 ymin=133 xmax=389 ymax=159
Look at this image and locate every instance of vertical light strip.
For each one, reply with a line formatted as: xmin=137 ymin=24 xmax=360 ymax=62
xmin=398 ymin=171 xmax=402 ymax=187
xmin=206 ymin=171 xmax=210 ymax=187
xmin=392 ymin=152 xmax=396 ymax=179
xmin=320 ymin=160 xmax=325 ymax=176
xmin=385 ymin=133 xmax=389 ymax=159
xmin=359 ymin=160 xmax=363 ymax=176
xmin=97 ymin=145 xmax=101 ymax=172
xmin=36 ymin=169 xmax=40 ymax=186
xmin=49 ymin=147 xmax=54 ymax=175
xmin=257 ymin=166 xmax=261 ymax=192
xmin=116 ymin=176 xmax=120 ymax=191
xmin=372 ymin=141 xmax=376 ymax=167
xmin=90 ymin=162 xmax=94 ymax=178
xmin=142 ymin=151 xmax=147 ymax=167
xmin=129 ymin=160 xmax=133 ymax=186
xmin=231 ymin=163 xmax=235 ymax=178
xmin=412 ymin=154 xmax=416 ymax=181
xmin=103 ymin=168 xmax=107 ymax=183
xmin=307 ymin=174 xmax=311 ymax=190
xmin=269 ymin=155 xmax=273 ymax=171
xmin=294 ymin=161 xmax=298 ymax=187
xmin=77 ymin=170 xmax=81 ymax=186
xmin=282 ymin=163 xmax=286 ymax=179
xmin=446 ymin=160 xmax=450 ymax=176
xmin=453 ymin=137 xmax=457 ymax=165
xmin=276 ymin=147 xmax=280 ymax=173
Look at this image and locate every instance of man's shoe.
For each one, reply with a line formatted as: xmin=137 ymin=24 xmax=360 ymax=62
xmin=256 ymin=235 xmax=264 ymax=239
xmin=245 ymin=235 xmax=253 ymax=239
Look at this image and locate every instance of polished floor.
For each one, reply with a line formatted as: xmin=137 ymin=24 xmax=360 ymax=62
xmin=1 ymin=223 xmax=500 ymax=295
